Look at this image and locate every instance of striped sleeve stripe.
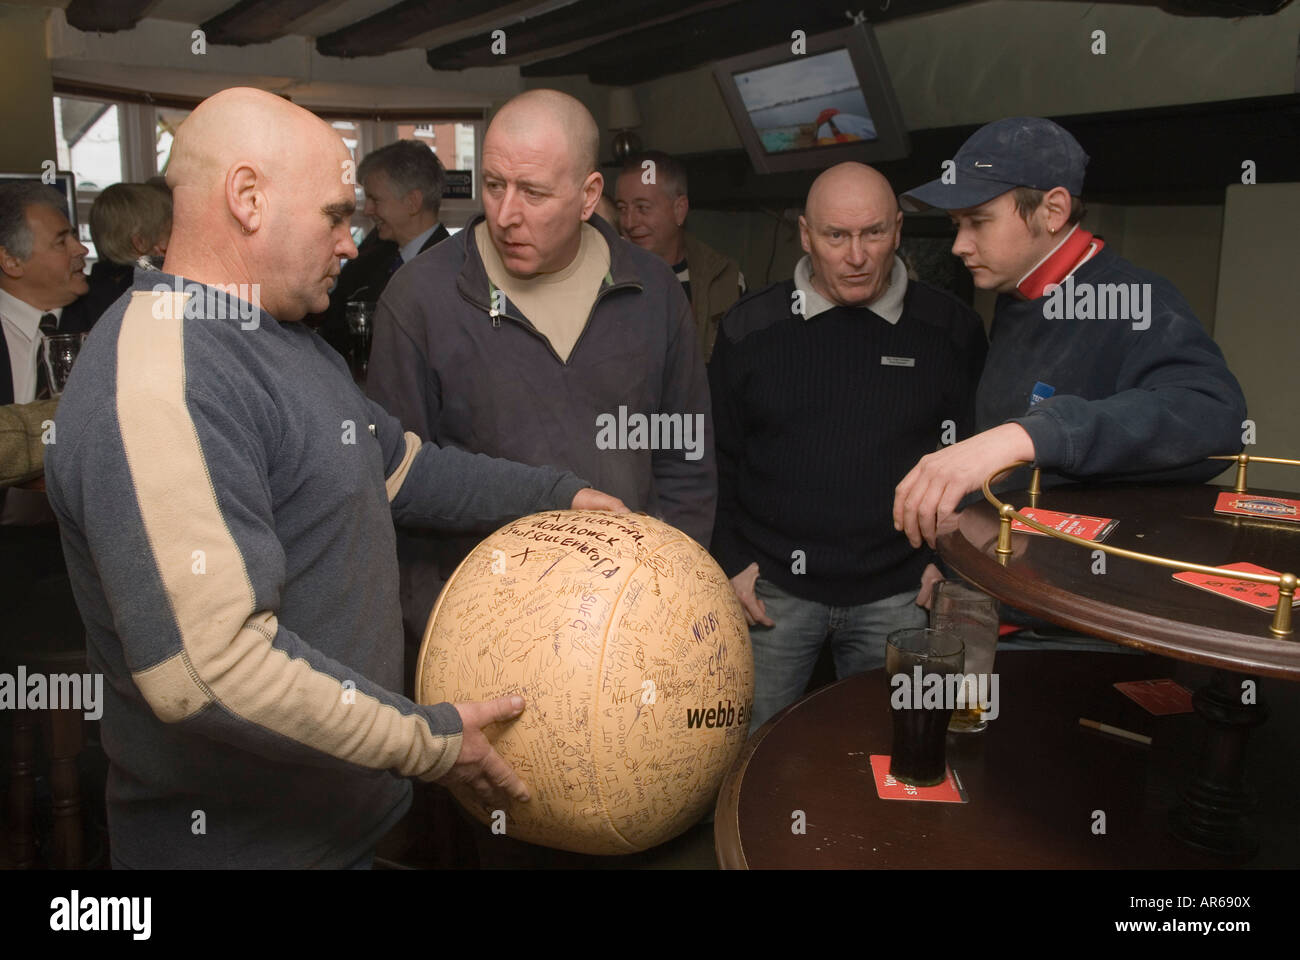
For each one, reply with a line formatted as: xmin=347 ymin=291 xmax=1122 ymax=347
xmin=385 ymin=431 xmax=422 ymax=502
xmin=117 ymin=290 xmax=459 ymax=780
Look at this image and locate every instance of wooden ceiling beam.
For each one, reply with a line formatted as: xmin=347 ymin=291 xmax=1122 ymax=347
xmin=517 ymin=0 xmax=1005 ymax=84
xmin=200 ymin=0 xmax=328 ymax=46
xmin=425 ymin=0 xmax=735 ymax=70
xmin=65 ymin=0 xmax=158 ymax=33
xmin=316 ymin=0 xmax=526 ymax=58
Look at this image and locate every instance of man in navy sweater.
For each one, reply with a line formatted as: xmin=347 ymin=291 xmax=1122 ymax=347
xmin=893 ymin=118 xmax=1246 ymax=548
xmin=710 ymin=162 xmax=986 ymax=733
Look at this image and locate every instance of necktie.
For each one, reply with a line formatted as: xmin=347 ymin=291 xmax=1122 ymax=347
xmin=34 ymin=312 xmax=58 ymax=400
xmin=388 ymin=252 xmax=404 ymax=276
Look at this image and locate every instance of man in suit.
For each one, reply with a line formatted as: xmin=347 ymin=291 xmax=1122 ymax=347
xmin=0 ymin=181 xmax=90 ymax=528
xmin=0 ymin=181 xmax=90 ymax=407
xmin=315 ymin=140 xmax=451 ymax=356
xmin=0 ymin=182 xmax=90 ymax=667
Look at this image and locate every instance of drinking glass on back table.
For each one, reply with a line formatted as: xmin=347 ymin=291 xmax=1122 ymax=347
xmin=42 ymin=333 xmax=86 ymax=397
xmin=931 ymin=580 xmax=999 ymax=733
xmin=345 ymin=302 xmax=375 ymax=380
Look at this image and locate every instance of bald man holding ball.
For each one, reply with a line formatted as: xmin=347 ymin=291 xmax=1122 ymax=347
xmin=44 ymin=87 xmax=627 ymax=869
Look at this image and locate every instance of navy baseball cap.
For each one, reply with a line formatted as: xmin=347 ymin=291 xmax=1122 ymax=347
xmin=901 ymin=117 xmax=1089 ymax=212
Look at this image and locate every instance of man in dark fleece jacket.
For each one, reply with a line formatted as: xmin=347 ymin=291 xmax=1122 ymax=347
xmin=366 ymin=90 xmax=715 ymax=658
xmin=894 ymin=117 xmax=1246 ymax=548
xmin=44 ymin=88 xmax=626 ymax=869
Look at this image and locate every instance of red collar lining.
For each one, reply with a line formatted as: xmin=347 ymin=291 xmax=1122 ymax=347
xmin=1016 ymin=226 xmax=1105 ymax=300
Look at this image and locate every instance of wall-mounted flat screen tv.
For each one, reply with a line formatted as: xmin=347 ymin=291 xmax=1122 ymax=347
xmin=712 ymin=24 xmax=909 ymax=174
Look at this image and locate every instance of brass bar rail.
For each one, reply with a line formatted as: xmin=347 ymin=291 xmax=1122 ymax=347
xmin=980 ymin=456 xmax=1298 ymax=639
xmin=1208 ymin=453 xmax=1300 ymax=494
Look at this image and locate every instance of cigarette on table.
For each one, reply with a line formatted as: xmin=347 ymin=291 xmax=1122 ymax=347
xmin=1078 ymin=718 xmax=1153 ymax=746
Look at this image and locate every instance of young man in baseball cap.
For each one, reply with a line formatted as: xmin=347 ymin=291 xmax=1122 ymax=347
xmin=892 ymin=117 xmax=1246 ymax=548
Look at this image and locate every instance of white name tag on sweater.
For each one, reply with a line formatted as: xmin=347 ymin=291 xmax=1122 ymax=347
xmin=880 ymin=356 xmax=915 ymax=367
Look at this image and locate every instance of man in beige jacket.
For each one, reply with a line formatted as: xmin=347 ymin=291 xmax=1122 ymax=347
xmin=615 ymin=150 xmax=744 ymax=361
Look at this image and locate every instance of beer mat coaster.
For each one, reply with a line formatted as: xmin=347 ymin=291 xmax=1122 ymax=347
xmin=1113 ymin=679 xmax=1194 ymax=716
xmin=869 ymin=755 xmax=967 ymax=803
xmin=1214 ymin=492 xmax=1300 ymax=524
xmin=1172 ymin=561 xmax=1299 ymax=612
xmin=1010 ymin=508 xmax=1118 ymax=542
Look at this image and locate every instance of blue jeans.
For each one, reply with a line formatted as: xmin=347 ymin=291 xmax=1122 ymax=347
xmin=748 ymin=578 xmax=927 ymax=735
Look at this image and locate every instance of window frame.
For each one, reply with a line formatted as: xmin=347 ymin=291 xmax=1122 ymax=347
xmin=371 ymin=118 xmax=484 ymax=230
xmin=51 ymin=83 xmax=487 ymax=241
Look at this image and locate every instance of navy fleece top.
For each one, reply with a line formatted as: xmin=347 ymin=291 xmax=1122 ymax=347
xmin=980 ymin=246 xmax=1246 ymax=485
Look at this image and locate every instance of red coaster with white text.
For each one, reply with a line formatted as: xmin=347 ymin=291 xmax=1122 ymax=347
xmin=869 ymin=754 xmax=967 ymax=803
xmin=1214 ymin=492 xmax=1300 ymax=524
xmin=1011 ymin=507 xmax=1118 ymax=542
xmin=1113 ymin=679 xmax=1194 ymax=716
xmin=1173 ymin=561 xmax=1298 ymax=612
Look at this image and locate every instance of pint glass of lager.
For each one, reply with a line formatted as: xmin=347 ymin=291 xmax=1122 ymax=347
xmin=931 ymin=580 xmax=999 ymax=733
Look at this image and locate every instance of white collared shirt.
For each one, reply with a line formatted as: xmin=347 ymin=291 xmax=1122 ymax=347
xmin=793 ymin=254 xmax=908 ymax=323
xmin=399 ymin=224 xmax=440 ymax=268
xmin=0 ymin=286 xmax=62 ymax=404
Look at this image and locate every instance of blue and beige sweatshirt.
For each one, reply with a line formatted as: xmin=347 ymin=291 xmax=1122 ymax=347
xmin=44 ymin=272 xmax=586 ymax=868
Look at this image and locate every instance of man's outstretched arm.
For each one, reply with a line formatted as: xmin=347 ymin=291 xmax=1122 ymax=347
xmin=893 ymin=422 xmax=1036 ymax=549
xmin=373 ymin=398 xmax=626 ymax=530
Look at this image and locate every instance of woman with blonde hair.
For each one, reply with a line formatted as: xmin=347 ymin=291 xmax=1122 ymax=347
xmin=63 ymin=182 xmax=172 ymax=329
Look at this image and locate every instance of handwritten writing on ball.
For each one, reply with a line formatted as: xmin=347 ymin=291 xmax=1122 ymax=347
xmin=416 ymin=511 xmax=754 ymax=854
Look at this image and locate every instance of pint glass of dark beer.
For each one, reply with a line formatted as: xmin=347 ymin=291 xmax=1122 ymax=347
xmin=885 ymin=628 xmax=964 ymax=787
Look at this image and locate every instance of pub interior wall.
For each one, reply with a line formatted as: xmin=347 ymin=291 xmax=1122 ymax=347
xmin=0 ymin=4 xmax=58 ymax=173
xmin=1214 ymin=184 xmax=1300 ymax=488
xmin=0 ymin=0 xmax=1290 ymax=459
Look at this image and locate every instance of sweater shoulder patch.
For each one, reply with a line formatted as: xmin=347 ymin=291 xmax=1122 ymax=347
xmin=719 ymin=280 xmax=797 ymax=344
xmin=905 ymin=280 xmax=982 ymax=330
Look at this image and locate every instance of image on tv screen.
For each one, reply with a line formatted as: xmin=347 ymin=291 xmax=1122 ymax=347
xmin=734 ymin=48 xmax=877 ymax=154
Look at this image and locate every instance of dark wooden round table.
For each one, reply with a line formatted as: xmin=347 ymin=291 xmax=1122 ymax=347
xmin=713 ymin=651 xmax=1300 ymax=869
xmin=937 ymin=482 xmax=1300 ymax=679
xmin=935 ymin=481 xmax=1300 ymax=858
